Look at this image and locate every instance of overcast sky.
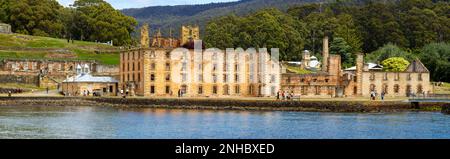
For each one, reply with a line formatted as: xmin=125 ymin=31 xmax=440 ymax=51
xmin=57 ymin=0 xmax=238 ymax=9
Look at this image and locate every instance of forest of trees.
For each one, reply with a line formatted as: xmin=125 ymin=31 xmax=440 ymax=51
xmin=204 ymin=0 xmax=449 ymax=81
xmin=0 ymin=0 xmax=137 ymax=46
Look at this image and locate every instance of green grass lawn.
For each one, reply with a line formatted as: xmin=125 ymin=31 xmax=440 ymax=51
xmin=284 ymin=65 xmax=312 ymax=74
xmin=0 ymin=33 xmax=121 ymax=65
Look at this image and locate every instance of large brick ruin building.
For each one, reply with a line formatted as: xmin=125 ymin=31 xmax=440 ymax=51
xmin=281 ymin=37 xmax=432 ymax=98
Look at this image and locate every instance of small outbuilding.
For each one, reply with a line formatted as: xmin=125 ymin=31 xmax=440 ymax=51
xmin=61 ymin=64 xmax=118 ymax=96
xmin=0 ymin=23 xmax=12 ymax=34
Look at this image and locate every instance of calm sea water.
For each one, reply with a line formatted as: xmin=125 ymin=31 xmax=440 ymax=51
xmin=0 ymin=106 xmax=448 ymax=139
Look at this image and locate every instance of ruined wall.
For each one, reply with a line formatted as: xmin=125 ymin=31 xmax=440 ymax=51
xmin=0 ymin=74 xmax=39 ymax=85
xmin=94 ymin=64 xmax=119 ymax=76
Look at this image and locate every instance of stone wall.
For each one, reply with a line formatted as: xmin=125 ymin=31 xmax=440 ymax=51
xmin=94 ymin=64 xmax=119 ymax=76
xmin=0 ymin=97 xmax=446 ymax=113
xmin=443 ymin=104 xmax=450 ymax=114
xmin=0 ymin=74 xmax=39 ymax=85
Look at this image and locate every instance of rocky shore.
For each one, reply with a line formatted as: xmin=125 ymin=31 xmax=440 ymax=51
xmin=443 ymin=104 xmax=450 ymax=114
xmin=0 ymin=96 xmax=446 ymax=113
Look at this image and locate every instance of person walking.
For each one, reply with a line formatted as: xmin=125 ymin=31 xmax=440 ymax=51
xmin=46 ymin=87 xmax=49 ymax=94
xmin=276 ymin=90 xmax=280 ymax=100
xmin=381 ymin=91 xmax=385 ymax=101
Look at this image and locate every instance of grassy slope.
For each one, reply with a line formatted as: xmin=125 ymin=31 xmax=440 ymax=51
xmin=284 ymin=65 xmax=312 ymax=74
xmin=0 ymin=33 xmax=121 ymax=65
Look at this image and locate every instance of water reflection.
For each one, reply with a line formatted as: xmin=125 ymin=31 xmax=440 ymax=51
xmin=0 ymin=106 xmax=448 ymax=139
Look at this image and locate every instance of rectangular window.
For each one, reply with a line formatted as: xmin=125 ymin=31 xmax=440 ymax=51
xmin=383 ymin=73 xmax=388 ymax=81
xmin=198 ymin=74 xmax=203 ymax=82
xmin=213 ymin=64 xmax=217 ymax=72
xmin=407 ymin=73 xmax=411 ymax=81
xmin=138 ymin=62 xmax=140 ymax=71
xmin=151 ymin=63 xmax=155 ymax=70
xmin=150 ymin=86 xmax=155 ymax=94
xmin=213 ymin=86 xmax=217 ymax=94
xmin=212 ymin=74 xmax=217 ymax=83
xmin=223 ymin=74 xmax=228 ymax=83
xmin=182 ymin=73 xmax=187 ymax=82
xmin=235 ymin=64 xmax=239 ymax=72
xmin=198 ymin=85 xmax=203 ymax=94
xmin=301 ymin=86 xmax=308 ymax=95
xmin=395 ymin=73 xmax=400 ymax=81
xmin=165 ymin=74 xmax=170 ymax=81
xmin=182 ymin=62 xmax=187 ymax=71
xmin=138 ymin=74 xmax=140 ymax=82
xmin=270 ymin=75 xmax=276 ymax=83
xmin=165 ymin=62 xmax=170 ymax=71
xmin=235 ymin=74 xmax=239 ymax=83
xmin=418 ymin=73 xmax=422 ymax=81
xmin=235 ymin=85 xmax=240 ymax=94
xmin=315 ymin=86 xmax=320 ymax=95
xmin=370 ymin=73 xmax=375 ymax=81
xmin=165 ymin=86 xmax=170 ymax=94
xmin=165 ymin=52 xmax=170 ymax=59
xmin=150 ymin=74 xmax=155 ymax=82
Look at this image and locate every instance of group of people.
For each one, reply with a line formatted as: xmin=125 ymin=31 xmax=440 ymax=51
xmin=120 ymin=89 xmax=129 ymax=98
xmin=370 ymin=91 xmax=386 ymax=100
xmin=276 ymin=90 xmax=296 ymax=100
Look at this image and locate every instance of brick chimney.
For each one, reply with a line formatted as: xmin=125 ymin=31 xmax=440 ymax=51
xmin=355 ymin=53 xmax=364 ymax=96
xmin=322 ymin=36 xmax=329 ymax=72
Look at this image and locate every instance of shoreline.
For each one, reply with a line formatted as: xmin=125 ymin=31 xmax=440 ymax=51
xmin=0 ymin=96 xmax=447 ymax=113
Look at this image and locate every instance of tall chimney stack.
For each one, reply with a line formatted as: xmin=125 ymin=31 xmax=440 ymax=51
xmin=355 ymin=53 xmax=364 ymax=96
xmin=322 ymin=36 xmax=329 ymax=72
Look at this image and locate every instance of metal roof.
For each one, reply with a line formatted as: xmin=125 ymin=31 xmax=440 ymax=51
xmin=63 ymin=73 xmax=118 ymax=83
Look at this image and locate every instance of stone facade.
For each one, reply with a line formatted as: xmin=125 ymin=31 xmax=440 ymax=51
xmin=281 ymin=37 xmax=432 ymax=98
xmin=0 ymin=23 xmax=11 ymax=34
xmin=180 ymin=25 xmax=200 ymax=45
xmin=346 ymin=55 xmax=432 ymax=97
xmin=121 ymin=24 xmax=279 ymax=97
xmin=120 ymin=47 xmax=280 ymax=97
